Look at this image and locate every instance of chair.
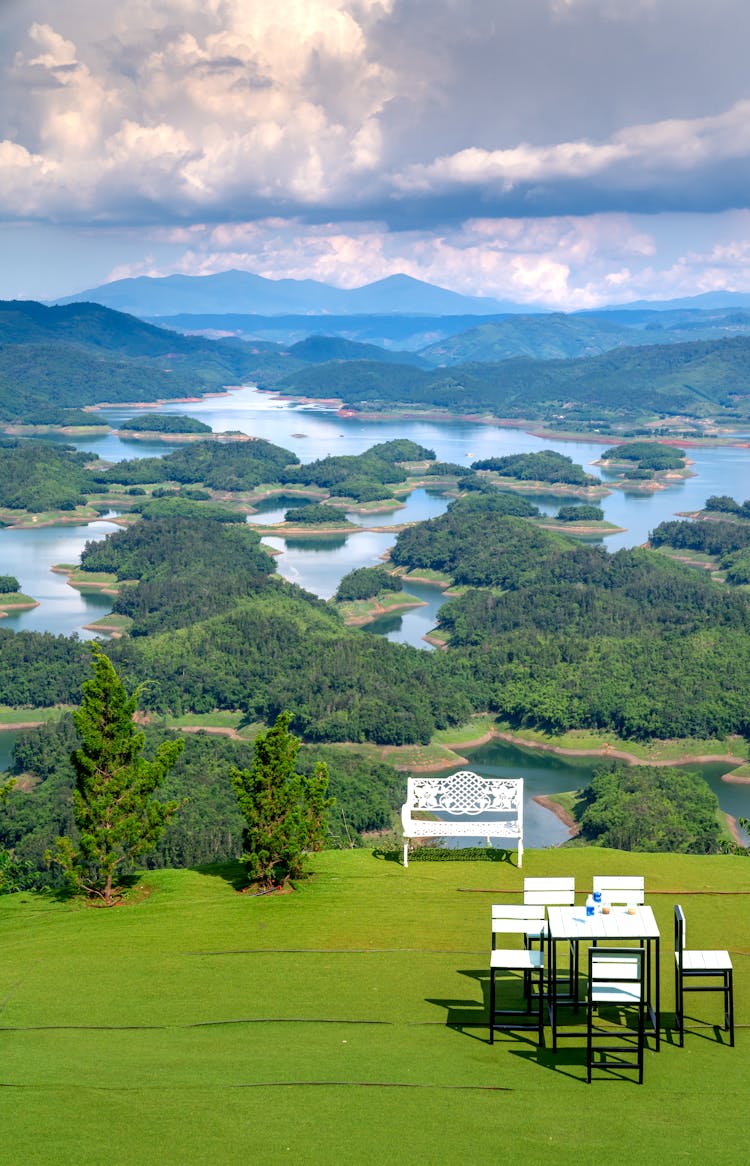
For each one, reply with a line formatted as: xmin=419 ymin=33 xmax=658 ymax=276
xmin=524 ymin=877 xmax=576 ymax=996
xmin=491 ymin=903 xmax=546 ymax=949
xmin=592 ymin=876 xmax=645 ymax=905
xmin=586 ymin=947 xmax=646 ymax=1084
xmin=674 ymin=905 xmax=734 ymax=1047
xmin=523 ymin=876 xmax=575 ymax=907
xmin=489 ymin=910 xmax=546 ymax=1044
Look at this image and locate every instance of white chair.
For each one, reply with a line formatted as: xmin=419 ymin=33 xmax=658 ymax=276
xmin=491 ymin=903 xmax=546 ymax=948
xmin=489 ymin=909 xmax=546 ymax=1044
xmin=674 ymin=905 xmax=734 ymax=1047
xmin=524 ymin=876 xmax=575 ymax=907
xmin=586 ymin=947 xmax=646 ymax=1084
xmin=524 ymin=877 xmax=576 ymax=996
xmin=592 ymin=876 xmax=645 ymax=905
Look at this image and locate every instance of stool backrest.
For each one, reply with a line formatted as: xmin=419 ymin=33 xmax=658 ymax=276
xmin=523 ymin=876 xmax=575 ymax=906
xmin=674 ymin=904 xmax=687 ymax=960
xmin=592 ymin=876 xmax=645 ymax=905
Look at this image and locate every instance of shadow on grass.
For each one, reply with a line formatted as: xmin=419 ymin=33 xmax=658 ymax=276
xmin=190 ymin=860 xmax=249 ymax=892
xmin=372 ymin=847 xmax=516 ymax=865
xmin=509 ymin=1044 xmax=588 ymax=1084
xmin=427 ymin=967 xmax=541 ymax=1050
xmin=426 ymin=967 xmax=488 ymax=1042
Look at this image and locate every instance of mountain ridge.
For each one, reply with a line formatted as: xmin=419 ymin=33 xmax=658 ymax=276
xmin=53 ymin=269 xmax=537 ymax=317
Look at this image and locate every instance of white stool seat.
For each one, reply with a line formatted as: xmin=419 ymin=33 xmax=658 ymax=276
xmin=490 ymin=949 xmax=544 ymax=972
xmin=679 ymin=949 xmax=733 ymax=973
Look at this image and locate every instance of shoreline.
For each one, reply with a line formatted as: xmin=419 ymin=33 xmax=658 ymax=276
xmin=84 ymin=385 xmax=750 ymax=448
xmin=532 ymin=795 xmax=580 ymax=837
xmin=413 ymin=726 xmax=750 ymax=781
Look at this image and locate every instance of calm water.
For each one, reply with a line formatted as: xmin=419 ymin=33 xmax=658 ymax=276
xmin=5 ymin=386 xmax=750 ymax=839
xmin=460 ymin=739 xmax=750 ymax=848
xmin=0 ymin=518 xmax=122 ymax=639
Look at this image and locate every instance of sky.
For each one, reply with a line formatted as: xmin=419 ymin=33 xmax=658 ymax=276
xmin=3 ymin=0 xmax=750 ymax=308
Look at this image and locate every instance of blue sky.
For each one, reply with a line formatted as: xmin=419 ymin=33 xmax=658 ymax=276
xmin=3 ymin=0 xmax=750 ymax=308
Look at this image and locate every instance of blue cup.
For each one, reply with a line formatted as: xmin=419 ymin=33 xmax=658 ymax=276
xmin=586 ymin=899 xmax=595 ymax=917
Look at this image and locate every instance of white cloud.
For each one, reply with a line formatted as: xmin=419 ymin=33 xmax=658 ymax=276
xmin=0 ymin=3 xmax=398 ymax=221
xmin=396 ymin=101 xmax=750 ymax=197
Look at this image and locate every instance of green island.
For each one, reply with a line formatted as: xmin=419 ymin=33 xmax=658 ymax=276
xmin=3 ymin=468 xmax=750 ymax=869
xmin=3 ymin=301 xmax=750 ymax=873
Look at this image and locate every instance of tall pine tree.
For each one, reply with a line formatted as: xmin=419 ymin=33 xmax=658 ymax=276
xmin=231 ymin=712 xmax=332 ymax=889
xmin=50 ymin=645 xmax=184 ymax=904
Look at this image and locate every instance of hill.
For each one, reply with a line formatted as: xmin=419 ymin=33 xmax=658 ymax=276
xmin=275 ymin=334 xmax=750 ymax=425
xmin=420 ymin=308 xmax=750 ymax=364
xmin=54 ymin=269 xmax=525 ymax=317
xmin=0 ymin=300 xmax=302 ymax=420
xmin=287 ymin=334 xmax=429 ymax=367
xmin=613 ymin=290 xmax=750 ymax=311
xmin=1 ymin=850 xmax=747 ymax=1163
xmin=144 ymin=311 xmax=517 ymax=351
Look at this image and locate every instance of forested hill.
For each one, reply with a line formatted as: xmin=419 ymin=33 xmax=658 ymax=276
xmin=275 ymin=334 xmax=750 ymax=423
xmin=419 ymin=307 xmax=750 ymax=364
xmin=0 ymin=300 xmax=302 ymax=421
xmin=5 ymin=298 xmax=750 ymax=428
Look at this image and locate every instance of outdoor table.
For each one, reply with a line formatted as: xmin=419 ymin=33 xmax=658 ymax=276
xmin=546 ymin=904 xmax=660 ymax=1051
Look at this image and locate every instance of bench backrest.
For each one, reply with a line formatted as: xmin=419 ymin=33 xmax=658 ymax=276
xmin=405 ymin=772 xmax=522 ymax=818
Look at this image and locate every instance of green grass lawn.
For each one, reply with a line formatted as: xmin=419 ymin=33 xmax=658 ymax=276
xmin=1 ymin=848 xmax=748 ymax=1165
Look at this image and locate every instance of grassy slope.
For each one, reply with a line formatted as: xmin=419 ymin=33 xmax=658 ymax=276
xmin=1 ymin=849 xmax=749 ymax=1165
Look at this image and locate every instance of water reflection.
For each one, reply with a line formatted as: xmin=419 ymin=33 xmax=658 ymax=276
xmin=261 ymin=530 xmax=395 ymax=599
xmin=460 ymin=739 xmax=750 ymax=848
xmin=0 ymin=518 xmax=122 ymax=640
xmin=12 ymin=385 xmax=750 ymax=646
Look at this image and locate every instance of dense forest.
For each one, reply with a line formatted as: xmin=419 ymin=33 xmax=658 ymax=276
xmin=0 ymin=717 xmax=405 ymax=877
xmin=274 ymin=335 xmax=750 ymax=424
xmin=5 ymin=298 xmax=750 ymax=430
xmin=575 ymin=764 xmax=722 ymax=854
xmin=0 ymin=440 xmax=97 ymax=511
xmin=119 ymin=414 xmax=213 ymax=434
xmin=3 ymin=308 xmax=750 ymax=872
xmin=472 ymin=450 xmax=597 ymax=485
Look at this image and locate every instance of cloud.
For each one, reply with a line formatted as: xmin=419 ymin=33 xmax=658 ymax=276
xmin=2 ymin=2 xmax=750 ymax=228
xmin=0 ymin=2 xmax=400 ymax=222
xmin=98 ymin=213 xmax=675 ymax=309
xmin=3 ymin=2 xmax=750 ymax=306
xmin=395 ymin=102 xmax=750 ymax=216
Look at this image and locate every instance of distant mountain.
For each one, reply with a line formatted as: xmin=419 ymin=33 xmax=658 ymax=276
xmin=420 ymin=313 xmax=633 ymax=363
xmin=419 ymin=307 xmax=750 ymax=364
xmin=606 ymin=291 xmax=750 ymax=312
xmin=144 ymin=312 xmax=511 ymax=351
xmin=54 ymin=270 xmax=532 ymax=317
xmin=275 ymin=334 xmax=750 ymax=425
xmin=287 ymin=335 xmax=429 ymax=367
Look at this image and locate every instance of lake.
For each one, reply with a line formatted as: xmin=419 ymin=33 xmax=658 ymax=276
xmin=4 ymin=385 xmax=750 ymax=843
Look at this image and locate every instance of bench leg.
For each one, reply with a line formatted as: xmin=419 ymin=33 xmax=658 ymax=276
xmin=403 ymin=841 xmax=409 ymax=868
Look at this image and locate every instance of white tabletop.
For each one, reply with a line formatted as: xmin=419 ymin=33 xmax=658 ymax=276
xmin=547 ymin=904 xmax=660 ymax=941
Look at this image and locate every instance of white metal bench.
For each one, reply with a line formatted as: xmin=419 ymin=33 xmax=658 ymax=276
xmin=400 ymin=771 xmax=523 ymax=867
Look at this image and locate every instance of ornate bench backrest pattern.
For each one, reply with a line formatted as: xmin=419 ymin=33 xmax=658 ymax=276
xmin=401 ymin=771 xmax=523 ymax=868
xmin=408 ymin=772 xmax=521 ymax=816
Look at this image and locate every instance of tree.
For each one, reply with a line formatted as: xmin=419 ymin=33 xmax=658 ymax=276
xmin=231 ymin=712 xmax=332 ymax=889
xmin=50 ymin=645 xmax=184 ymax=904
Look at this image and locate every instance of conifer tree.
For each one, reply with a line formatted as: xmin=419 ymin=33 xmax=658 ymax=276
xmin=231 ymin=712 xmax=332 ymax=889
xmin=50 ymin=645 xmax=184 ymax=905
